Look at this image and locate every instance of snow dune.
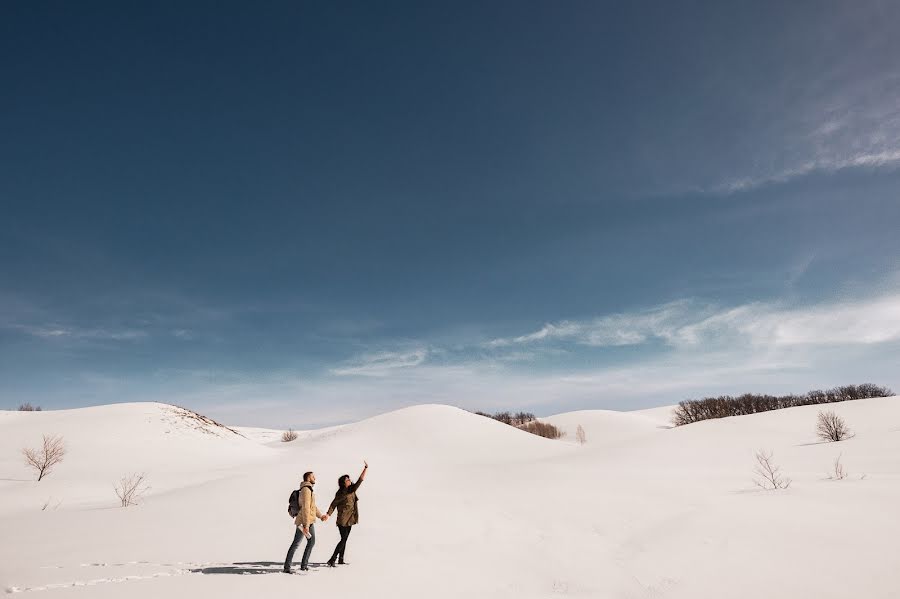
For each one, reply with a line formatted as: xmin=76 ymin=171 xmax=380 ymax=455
xmin=543 ymin=408 xmax=668 ymax=444
xmin=2 ymin=397 xmax=899 ymax=598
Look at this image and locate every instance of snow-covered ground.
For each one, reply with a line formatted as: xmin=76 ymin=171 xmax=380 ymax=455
xmin=2 ymin=397 xmax=899 ymax=598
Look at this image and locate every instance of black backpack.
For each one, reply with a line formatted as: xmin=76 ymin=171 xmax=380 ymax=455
xmin=288 ymin=489 xmax=300 ymax=518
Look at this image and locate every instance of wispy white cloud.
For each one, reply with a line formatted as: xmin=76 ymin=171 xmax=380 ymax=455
xmin=715 ymin=149 xmax=900 ymax=194
xmin=8 ymin=323 xmax=147 ymax=341
xmin=486 ymin=301 xmax=696 ymax=348
xmin=486 ymin=292 xmax=900 ymax=351
xmin=698 ymin=57 xmax=900 ymax=195
xmin=330 ymin=347 xmax=429 ymax=377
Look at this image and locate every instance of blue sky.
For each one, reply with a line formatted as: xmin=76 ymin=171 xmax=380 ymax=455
xmin=2 ymin=2 xmax=899 ymax=427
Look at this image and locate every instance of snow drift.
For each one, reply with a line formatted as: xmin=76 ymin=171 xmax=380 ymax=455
xmin=2 ymin=397 xmax=899 ymax=598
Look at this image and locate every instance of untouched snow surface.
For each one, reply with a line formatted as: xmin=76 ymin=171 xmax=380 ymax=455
xmin=2 ymin=398 xmax=899 ymax=598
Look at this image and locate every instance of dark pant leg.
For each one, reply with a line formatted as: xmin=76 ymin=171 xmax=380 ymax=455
xmin=284 ymin=526 xmax=304 ymax=571
xmin=329 ymin=524 xmax=351 ymax=563
xmin=338 ymin=525 xmax=352 ymax=562
xmin=300 ymin=523 xmax=316 ymax=568
xmin=329 ymin=530 xmax=342 ymax=563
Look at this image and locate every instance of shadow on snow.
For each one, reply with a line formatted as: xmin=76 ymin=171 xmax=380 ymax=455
xmin=192 ymin=561 xmax=331 ymax=575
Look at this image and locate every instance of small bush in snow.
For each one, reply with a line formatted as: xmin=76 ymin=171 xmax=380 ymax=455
xmin=18 ymin=403 xmax=42 ymax=411
xmin=22 ymin=434 xmax=66 ymax=481
xmin=282 ymin=429 xmax=298 ymax=442
xmin=115 ymin=473 xmax=150 ymax=507
xmin=518 ymin=420 xmax=564 ymax=440
xmin=816 ymin=410 xmax=851 ymax=442
xmin=474 ymin=410 xmax=562 ymax=439
xmin=41 ymin=497 xmax=61 ymax=511
xmin=576 ymin=424 xmax=587 ymax=445
xmin=752 ymin=450 xmax=791 ymax=490
xmin=828 ymin=454 xmax=847 ymax=480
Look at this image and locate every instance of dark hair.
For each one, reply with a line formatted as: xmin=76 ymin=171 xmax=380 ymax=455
xmin=303 ymin=471 xmax=314 ymax=482
xmin=336 ymin=474 xmax=351 ymax=491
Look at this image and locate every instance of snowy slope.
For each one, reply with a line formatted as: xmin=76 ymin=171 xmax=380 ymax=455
xmin=543 ymin=408 xmax=667 ymax=444
xmin=2 ymin=398 xmax=899 ymax=598
xmin=0 ymin=403 xmax=273 ymax=514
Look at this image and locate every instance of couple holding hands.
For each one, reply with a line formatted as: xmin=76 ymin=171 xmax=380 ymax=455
xmin=284 ymin=461 xmax=368 ymax=573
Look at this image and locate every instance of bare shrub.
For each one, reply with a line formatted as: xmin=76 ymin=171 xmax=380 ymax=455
xmin=282 ymin=429 xmax=298 ymax=442
xmin=115 ymin=473 xmax=150 ymax=507
xmin=752 ymin=450 xmax=791 ymax=490
xmin=575 ymin=424 xmax=587 ymax=445
xmin=22 ymin=434 xmax=66 ymax=481
xmin=41 ymin=497 xmax=62 ymax=511
xmin=473 ymin=410 xmax=561 ymax=439
xmin=18 ymin=403 xmax=42 ymax=411
xmin=671 ymin=401 xmax=696 ymax=426
xmin=518 ymin=420 xmax=564 ymax=439
xmin=816 ymin=410 xmax=851 ymax=442
xmin=828 ymin=454 xmax=847 ymax=480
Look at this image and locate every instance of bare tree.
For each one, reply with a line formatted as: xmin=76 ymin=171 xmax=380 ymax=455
xmin=575 ymin=424 xmax=587 ymax=445
xmin=282 ymin=429 xmax=298 ymax=442
xmin=18 ymin=403 xmax=42 ymax=411
xmin=22 ymin=434 xmax=66 ymax=481
xmin=827 ymin=453 xmax=847 ymax=480
xmin=752 ymin=450 xmax=791 ymax=490
xmin=816 ymin=410 xmax=851 ymax=442
xmin=115 ymin=473 xmax=150 ymax=507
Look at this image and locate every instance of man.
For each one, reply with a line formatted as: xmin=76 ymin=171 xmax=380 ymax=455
xmin=284 ymin=471 xmax=328 ymax=573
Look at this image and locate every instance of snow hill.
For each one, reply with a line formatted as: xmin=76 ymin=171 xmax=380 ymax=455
xmin=2 ymin=398 xmax=899 ymax=598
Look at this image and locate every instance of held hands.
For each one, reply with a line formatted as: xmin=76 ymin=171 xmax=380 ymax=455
xmin=320 ymin=514 xmax=329 ymax=522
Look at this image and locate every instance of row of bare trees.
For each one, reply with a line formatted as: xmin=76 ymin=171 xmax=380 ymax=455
xmin=672 ymin=384 xmax=892 ymax=426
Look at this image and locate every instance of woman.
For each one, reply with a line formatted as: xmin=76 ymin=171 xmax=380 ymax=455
xmin=326 ymin=460 xmax=368 ymax=567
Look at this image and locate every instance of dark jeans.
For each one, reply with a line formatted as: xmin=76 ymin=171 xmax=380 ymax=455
xmin=329 ymin=525 xmax=353 ymax=563
xmin=284 ymin=523 xmax=315 ymax=571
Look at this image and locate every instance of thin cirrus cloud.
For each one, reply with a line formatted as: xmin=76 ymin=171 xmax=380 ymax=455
xmin=8 ymin=323 xmax=148 ymax=341
xmin=715 ymin=149 xmax=900 ymax=194
xmin=486 ymin=291 xmax=900 ymax=352
xmin=330 ymin=347 xmax=429 ymax=377
xmin=485 ymin=301 xmax=695 ymax=349
xmin=701 ymin=65 xmax=900 ymax=196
